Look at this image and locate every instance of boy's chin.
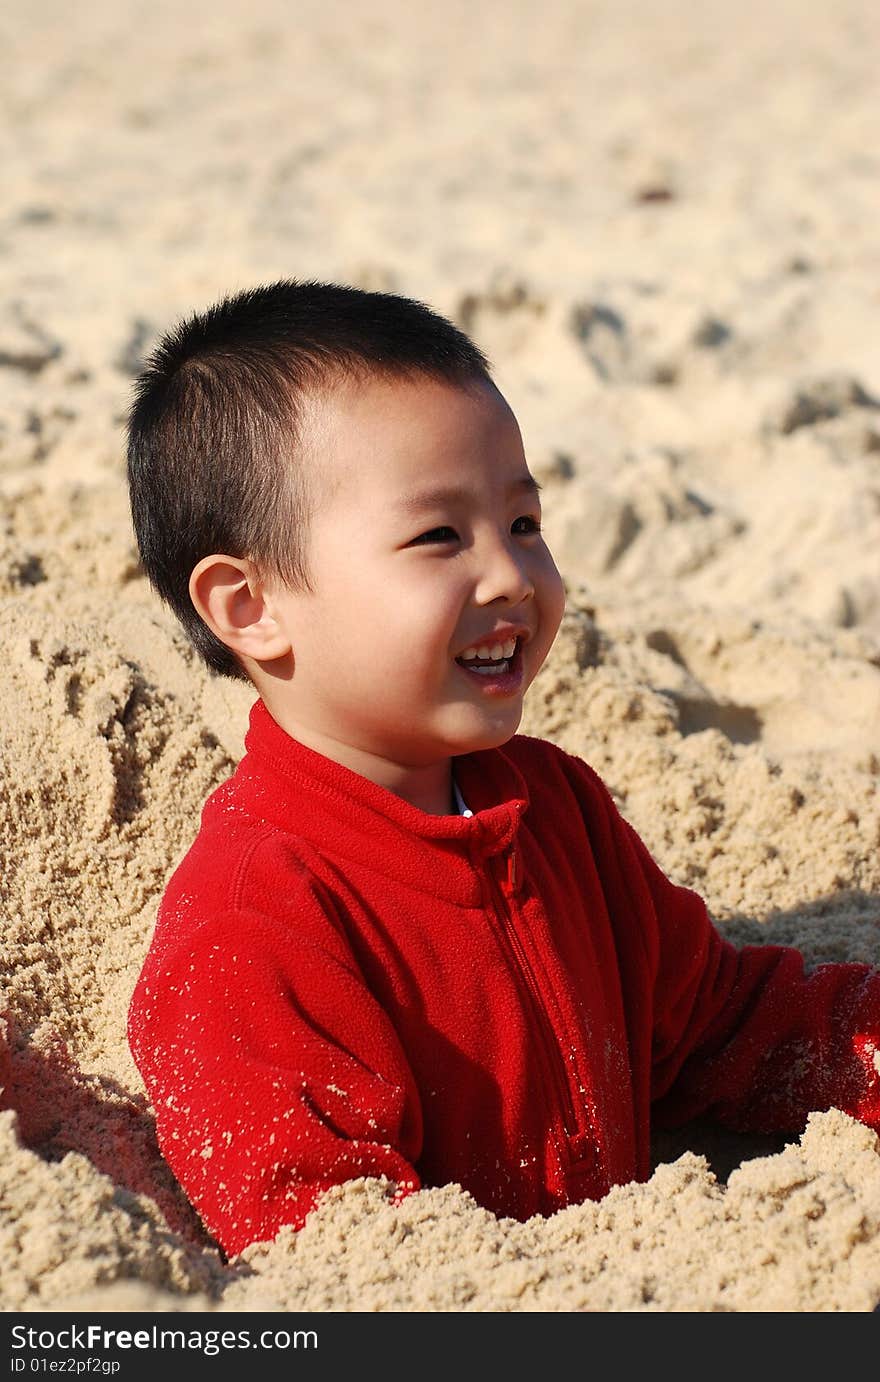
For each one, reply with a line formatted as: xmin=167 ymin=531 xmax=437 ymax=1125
xmin=451 ymin=715 xmax=523 ymax=755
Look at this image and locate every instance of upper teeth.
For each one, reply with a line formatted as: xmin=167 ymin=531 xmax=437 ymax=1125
xmin=460 ymin=638 xmax=517 ymax=661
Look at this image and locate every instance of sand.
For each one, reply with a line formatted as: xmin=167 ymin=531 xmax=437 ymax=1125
xmin=2 ymin=0 xmax=880 ymax=1313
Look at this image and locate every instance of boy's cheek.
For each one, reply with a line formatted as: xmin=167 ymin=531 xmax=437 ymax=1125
xmin=547 ymin=567 xmax=568 ymax=632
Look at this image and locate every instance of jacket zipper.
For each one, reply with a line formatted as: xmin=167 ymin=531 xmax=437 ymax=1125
xmin=487 ymin=855 xmax=578 ymax=1140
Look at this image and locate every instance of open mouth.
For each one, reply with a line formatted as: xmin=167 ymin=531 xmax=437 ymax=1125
xmin=455 ymin=635 xmax=518 ymax=674
xmin=454 ymin=636 xmax=524 ymax=692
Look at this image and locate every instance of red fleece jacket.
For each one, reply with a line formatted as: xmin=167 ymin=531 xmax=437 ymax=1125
xmin=128 ymin=700 xmax=880 ymax=1256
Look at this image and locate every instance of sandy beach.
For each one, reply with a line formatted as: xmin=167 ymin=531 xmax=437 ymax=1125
xmin=2 ymin=0 xmax=880 ymax=1311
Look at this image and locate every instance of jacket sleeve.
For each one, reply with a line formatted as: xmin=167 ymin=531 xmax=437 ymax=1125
xmin=128 ymin=868 xmax=423 ymax=1258
xmin=618 ymin=802 xmax=880 ymax=1136
xmin=556 ymin=747 xmax=880 ymax=1139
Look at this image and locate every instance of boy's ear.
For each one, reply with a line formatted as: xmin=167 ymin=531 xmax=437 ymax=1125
xmin=189 ymin=555 xmax=292 ymax=662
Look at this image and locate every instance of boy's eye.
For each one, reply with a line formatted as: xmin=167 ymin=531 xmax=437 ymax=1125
xmin=410 ymin=517 xmax=542 ymax=545
xmin=411 ymin=526 xmax=459 ymax=544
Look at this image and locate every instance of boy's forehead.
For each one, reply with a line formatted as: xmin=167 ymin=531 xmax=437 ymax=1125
xmin=300 ymin=371 xmax=519 ymax=501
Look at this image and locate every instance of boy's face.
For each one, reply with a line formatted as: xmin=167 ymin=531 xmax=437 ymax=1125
xmin=259 ymin=372 xmax=566 ymax=775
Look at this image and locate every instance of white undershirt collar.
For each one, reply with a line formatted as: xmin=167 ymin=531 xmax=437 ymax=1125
xmin=451 ymin=774 xmax=473 ymax=818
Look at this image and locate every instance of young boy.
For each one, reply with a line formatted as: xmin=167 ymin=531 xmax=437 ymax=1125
xmin=126 ymin=279 xmax=880 ymax=1259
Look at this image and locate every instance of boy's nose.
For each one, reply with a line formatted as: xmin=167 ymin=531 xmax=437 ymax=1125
xmin=474 ymin=538 xmax=535 ymax=607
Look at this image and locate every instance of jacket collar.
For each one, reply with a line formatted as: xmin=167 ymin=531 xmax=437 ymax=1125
xmin=231 ymin=700 xmax=530 ymax=902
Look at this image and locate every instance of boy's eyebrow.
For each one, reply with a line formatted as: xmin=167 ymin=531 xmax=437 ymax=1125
xmin=395 ymin=475 xmax=543 ymax=514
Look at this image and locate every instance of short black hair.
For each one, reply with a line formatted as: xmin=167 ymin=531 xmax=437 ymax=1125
xmin=126 ymin=279 xmax=491 ymax=680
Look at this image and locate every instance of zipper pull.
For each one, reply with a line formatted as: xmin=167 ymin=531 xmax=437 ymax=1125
xmin=506 ymin=848 xmax=519 ymax=894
